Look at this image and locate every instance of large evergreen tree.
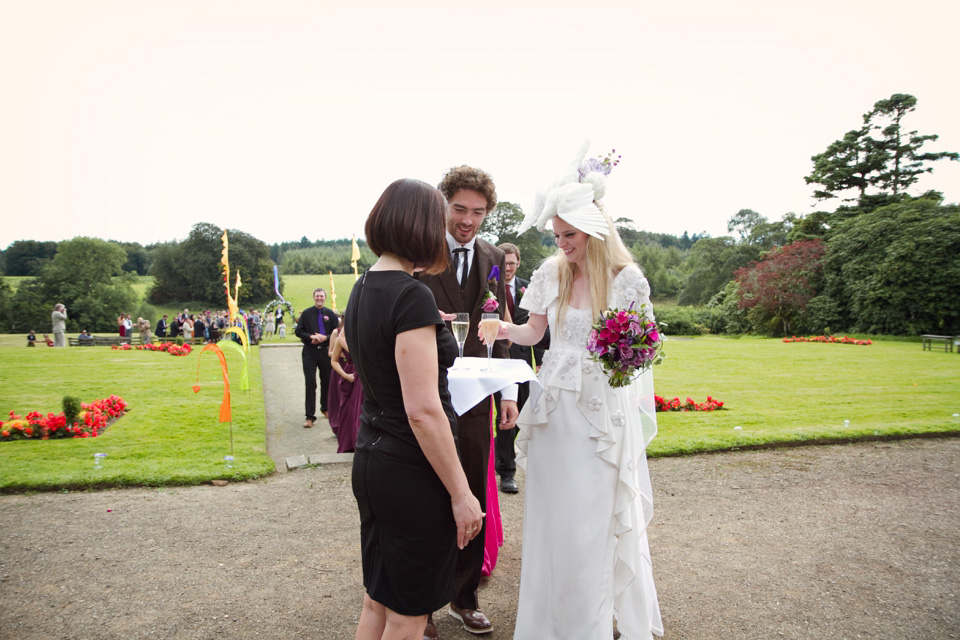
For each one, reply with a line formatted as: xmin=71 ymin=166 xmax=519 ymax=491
xmin=805 ymin=93 xmax=958 ymax=206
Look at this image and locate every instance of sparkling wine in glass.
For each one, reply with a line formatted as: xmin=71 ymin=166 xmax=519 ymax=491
xmin=480 ymin=313 xmax=500 ymax=369
xmin=452 ymin=313 xmax=469 ymax=359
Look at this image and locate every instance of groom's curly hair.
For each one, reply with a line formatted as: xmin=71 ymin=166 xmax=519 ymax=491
xmin=438 ymin=165 xmax=497 ymax=213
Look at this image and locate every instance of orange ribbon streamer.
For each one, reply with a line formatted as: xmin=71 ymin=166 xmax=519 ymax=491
xmin=192 ymin=343 xmax=232 ymax=422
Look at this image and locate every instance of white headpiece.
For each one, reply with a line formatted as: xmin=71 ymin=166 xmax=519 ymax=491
xmin=516 ymin=140 xmax=621 ymax=240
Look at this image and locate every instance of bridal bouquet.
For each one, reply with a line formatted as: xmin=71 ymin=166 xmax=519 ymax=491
xmin=587 ymin=302 xmax=665 ymax=388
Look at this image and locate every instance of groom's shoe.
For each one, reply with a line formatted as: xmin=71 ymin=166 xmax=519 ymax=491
xmin=499 ymin=477 xmax=519 ymax=494
xmin=448 ymin=604 xmax=493 ymax=634
xmin=423 ymin=615 xmax=438 ymax=640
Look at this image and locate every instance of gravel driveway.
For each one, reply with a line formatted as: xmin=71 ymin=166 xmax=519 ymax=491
xmin=2 ymin=437 xmax=957 ymax=639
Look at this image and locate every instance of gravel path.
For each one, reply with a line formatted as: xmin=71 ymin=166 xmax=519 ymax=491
xmin=1 ymin=345 xmax=957 ymax=639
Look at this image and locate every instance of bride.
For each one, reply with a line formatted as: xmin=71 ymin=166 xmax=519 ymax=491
xmin=492 ymin=142 xmax=663 ymax=640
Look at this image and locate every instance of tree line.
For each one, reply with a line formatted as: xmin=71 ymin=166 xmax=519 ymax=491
xmin=2 ymin=94 xmax=955 ymax=336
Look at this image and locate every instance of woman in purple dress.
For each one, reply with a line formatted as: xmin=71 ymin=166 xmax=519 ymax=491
xmin=329 ymin=330 xmax=363 ymax=453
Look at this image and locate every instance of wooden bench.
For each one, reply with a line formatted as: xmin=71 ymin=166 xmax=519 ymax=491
xmin=921 ymin=334 xmax=955 ymax=352
xmin=69 ymin=336 xmax=132 ymax=347
xmin=143 ymin=335 xmax=207 ymax=346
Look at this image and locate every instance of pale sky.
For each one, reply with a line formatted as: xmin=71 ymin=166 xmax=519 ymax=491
xmin=2 ymin=0 xmax=958 ymax=249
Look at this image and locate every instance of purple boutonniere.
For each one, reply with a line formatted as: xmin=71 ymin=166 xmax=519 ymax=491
xmin=480 ymin=265 xmax=500 ymax=313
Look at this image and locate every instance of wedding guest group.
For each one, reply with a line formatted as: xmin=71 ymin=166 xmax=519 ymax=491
xmin=345 ymin=178 xmax=483 ymax=640
xmin=295 ymin=288 xmax=338 ymax=428
xmin=493 ymin=141 xmax=663 ymax=639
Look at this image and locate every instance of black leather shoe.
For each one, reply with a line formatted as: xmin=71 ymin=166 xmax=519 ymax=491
xmin=499 ymin=477 xmax=519 ymax=494
xmin=448 ymin=604 xmax=493 ymax=634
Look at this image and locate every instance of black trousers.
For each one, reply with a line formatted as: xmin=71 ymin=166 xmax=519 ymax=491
xmin=302 ymin=346 xmax=332 ymax=420
xmin=451 ymin=401 xmax=491 ymax=610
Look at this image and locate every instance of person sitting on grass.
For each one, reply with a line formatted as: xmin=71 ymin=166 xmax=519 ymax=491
xmin=27 ymin=330 xmax=37 ymax=347
xmin=42 ymin=334 xmax=54 ymax=347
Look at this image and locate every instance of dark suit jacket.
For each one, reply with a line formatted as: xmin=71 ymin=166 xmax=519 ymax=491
xmin=294 ymin=305 xmax=339 ymax=356
xmin=419 ymin=238 xmax=510 ymax=416
xmin=506 ymin=276 xmax=549 ymax=366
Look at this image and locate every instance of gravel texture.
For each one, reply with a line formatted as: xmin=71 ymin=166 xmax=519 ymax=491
xmin=2 ymin=344 xmax=958 ymax=639
xmin=2 ymin=438 xmax=958 ymax=639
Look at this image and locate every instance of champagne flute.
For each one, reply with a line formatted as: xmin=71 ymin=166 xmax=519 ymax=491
xmin=480 ymin=313 xmax=500 ymax=369
xmin=452 ymin=313 xmax=469 ymax=359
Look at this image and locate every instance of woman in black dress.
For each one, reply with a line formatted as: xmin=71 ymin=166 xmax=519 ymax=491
xmin=345 ymin=178 xmax=484 ymax=639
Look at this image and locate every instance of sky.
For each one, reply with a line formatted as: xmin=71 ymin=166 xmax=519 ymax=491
xmin=2 ymin=0 xmax=958 ymax=249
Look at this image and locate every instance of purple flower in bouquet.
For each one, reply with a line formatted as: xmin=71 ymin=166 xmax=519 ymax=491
xmin=587 ymin=302 xmax=666 ymax=388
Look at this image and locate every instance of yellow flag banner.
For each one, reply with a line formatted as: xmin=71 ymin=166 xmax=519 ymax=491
xmin=329 ymin=270 xmax=337 ymax=311
xmin=351 ymin=235 xmax=361 ymax=281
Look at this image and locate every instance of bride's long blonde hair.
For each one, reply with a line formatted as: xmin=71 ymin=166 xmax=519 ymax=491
xmin=553 ymin=204 xmax=636 ymax=332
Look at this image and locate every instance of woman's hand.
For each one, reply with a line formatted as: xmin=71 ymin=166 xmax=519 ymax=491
xmin=451 ymin=492 xmax=485 ymax=550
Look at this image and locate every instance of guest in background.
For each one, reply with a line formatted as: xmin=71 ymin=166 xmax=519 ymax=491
xmin=494 ymin=242 xmax=550 ymax=494
xmin=181 ymin=314 xmax=194 ymax=340
xmin=329 ymin=327 xmax=363 ymax=453
xmin=137 ymin=317 xmax=152 ymax=344
xmin=156 ymin=315 xmax=168 ymax=339
xmin=295 ymin=288 xmax=338 ymax=427
xmin=27 ymin=330 xmax=37 ymax=347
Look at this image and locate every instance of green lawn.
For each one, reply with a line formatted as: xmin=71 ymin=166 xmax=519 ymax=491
xmin=0 ymin=343 xmax=273 ymax=490
xmin=648 ymin=336 xmax=960 ymax=455
xmin=0 ymin=334 xmax=957 ymax=491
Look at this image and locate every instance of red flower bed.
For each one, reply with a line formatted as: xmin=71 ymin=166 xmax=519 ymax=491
xmin=655 ymin=395 xmax=725 ymax=412
xmin=782 ymin=335 xmax=872 ymax=345
xmin=0 ymin=396 xmax=127 ymax=441
xmin=112 ymin=342 xmax=193 ymax=356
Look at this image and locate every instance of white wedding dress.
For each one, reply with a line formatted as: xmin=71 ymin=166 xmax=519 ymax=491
xmin=514 ymin=259 xmax=663 ymax=640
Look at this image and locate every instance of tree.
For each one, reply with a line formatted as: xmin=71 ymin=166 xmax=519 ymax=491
xmin=727 ymin=209 xmax=765 ymax=240
xmin=805 ymin=94 xmax=958 ymax=205
xmin=678 ymin=237 xmax=760 ymax=306
xmin=822 ymin=195 xmax=960 ymax=334
xmin=148 ymin=223 xmax=276 ymax=305
xmin=805 ymin=127 xmax=883 ymax=203
xmin=735 ymin=239 xmax=827 ymax=336
xmin=865 ymin=94 xmax=960 ymax=196
xmin=41 ymin=237 xmax=138 ymax=331
xmin=479 ymin=201 xmax=551 ymax=281
xmin=2 ymin=240 xmax=59 ymax=276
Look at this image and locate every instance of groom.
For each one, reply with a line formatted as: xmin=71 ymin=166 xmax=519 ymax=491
xmin=418 ymin=165 xmax=518 ymax=638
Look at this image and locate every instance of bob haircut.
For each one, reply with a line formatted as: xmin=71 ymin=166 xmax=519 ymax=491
xmin=365 ymin=178 xmax=449 ymax=275
xmin=438 ymin=165 xmax=497 ymax=213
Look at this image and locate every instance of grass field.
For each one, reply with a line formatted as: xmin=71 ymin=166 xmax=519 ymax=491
xmin=1 ymin=333 xmax=957 ymax=490
xmin=649 ymin=336 xmax=959 ymax=455
xmin=0 ymin=343 xmax=273 ymax=490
